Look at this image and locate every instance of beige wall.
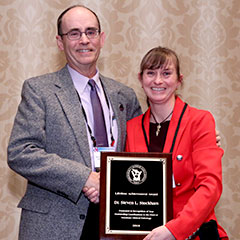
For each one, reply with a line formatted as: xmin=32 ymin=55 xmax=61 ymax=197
xmin=0 ymin=0 xmax=239 ymax=239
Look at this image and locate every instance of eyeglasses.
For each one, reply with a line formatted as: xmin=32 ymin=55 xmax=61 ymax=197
xmin=60 ymin=28 xmax=100 ymax=40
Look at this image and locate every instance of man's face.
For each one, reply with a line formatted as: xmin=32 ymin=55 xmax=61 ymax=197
xmin=56 ymin=7 xmax=105 ymax=76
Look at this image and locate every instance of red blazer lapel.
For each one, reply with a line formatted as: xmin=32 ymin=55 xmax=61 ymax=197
xmin=163 ymin=97 xmax=189 ymax=154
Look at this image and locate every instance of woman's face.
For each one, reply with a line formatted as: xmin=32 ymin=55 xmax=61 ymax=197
xmin=139 ymin=59 xmax=182 ymax=106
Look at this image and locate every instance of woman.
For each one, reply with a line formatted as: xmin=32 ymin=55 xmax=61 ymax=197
xmin=125 ymin=47 xmax=228 ymax=240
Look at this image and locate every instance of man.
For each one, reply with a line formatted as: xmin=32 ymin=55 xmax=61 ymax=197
xmin=7 ymin=5 xmax=142 ymax=240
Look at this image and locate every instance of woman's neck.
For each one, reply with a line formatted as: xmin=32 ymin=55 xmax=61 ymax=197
xmin=150 ymin=99 xmax=175 ymax=123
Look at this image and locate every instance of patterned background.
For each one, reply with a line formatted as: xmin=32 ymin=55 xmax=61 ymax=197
xmin=0 ymin=0 xmax=239 ymax=239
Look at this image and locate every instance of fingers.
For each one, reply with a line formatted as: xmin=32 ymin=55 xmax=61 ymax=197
xmin=83 ymin=171 xmax=100 ymax=204
xmin=142 ymin=226 xmax=175 ymax=240
xmin=216 ymin=135 xmax=221 ymax=147
xmin=83 ymin=187 xmax=99 ymax=203
xmin=215 ymin=130 xmax=221 ymax=147
xmin=84 ymin=172 xmax=100 ymax=192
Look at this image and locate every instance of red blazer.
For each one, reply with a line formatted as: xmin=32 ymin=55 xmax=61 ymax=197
xmin=126 ymin=97 xmax=228 ymax=240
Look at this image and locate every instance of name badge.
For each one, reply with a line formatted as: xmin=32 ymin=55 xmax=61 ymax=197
xmin=93 ymin=147 xmax=115 ymax=170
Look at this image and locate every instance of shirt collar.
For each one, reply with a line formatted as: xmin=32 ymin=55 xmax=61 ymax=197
xmin=67 ymin=65 xmax=100 ymax=94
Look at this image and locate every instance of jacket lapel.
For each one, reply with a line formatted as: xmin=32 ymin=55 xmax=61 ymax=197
xmin=100 ymin=75 xmax=126 ymax=151
xmin=163 ymin=97 xmax=189 ymax=154
xmin=53 ymin=66 xmax=91 ymax=167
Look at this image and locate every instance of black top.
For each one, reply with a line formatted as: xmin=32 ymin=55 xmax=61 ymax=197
xmin=149 ymin=121 xmax=170 ymax=152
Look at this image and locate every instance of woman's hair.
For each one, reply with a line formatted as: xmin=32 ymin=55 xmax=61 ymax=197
xmin=139 ymin=46 xmax=181 ymax=79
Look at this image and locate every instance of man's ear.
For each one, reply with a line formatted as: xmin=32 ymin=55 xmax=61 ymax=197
xmin=56 ymin=35 xmax=64 ymax=51
xmin=99 ymin=31 xmax=106 ymax=48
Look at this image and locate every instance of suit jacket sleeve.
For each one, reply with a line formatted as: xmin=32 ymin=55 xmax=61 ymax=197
xmin=7 ymin=75 xmax=91 ymax=203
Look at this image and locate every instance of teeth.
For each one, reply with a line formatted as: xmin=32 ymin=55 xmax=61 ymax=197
xmin=152 ymin=87 xmax=165 ymax=91
xmin=78 ymin=49 xmax=90 ymax=52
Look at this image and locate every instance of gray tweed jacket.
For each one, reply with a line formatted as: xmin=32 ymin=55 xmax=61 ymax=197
xmin=7 ymin=65 xmax=142 ymax=240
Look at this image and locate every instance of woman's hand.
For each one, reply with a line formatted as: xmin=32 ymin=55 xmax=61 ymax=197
xmin=143 ymin=226 xmax=175 ymax=240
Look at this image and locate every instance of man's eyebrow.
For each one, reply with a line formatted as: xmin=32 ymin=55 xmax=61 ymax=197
xmin=67 ymin=27 xmax=98 ymax=31
xmin=69 ymin=28 xmax=80 ymax=31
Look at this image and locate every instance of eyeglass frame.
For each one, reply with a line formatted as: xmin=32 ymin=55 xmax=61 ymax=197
xmin=60 ymin=27 xmax=100 ymax=40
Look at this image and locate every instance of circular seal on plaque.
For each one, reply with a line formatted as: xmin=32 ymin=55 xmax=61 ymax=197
xmin=126 ymin=164 xmax=147 ymax=185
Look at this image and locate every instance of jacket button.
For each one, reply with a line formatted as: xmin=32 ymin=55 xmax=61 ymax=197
xmin=79 ymin=214 xmax=85 ymax=220
xmin=176 ymin=183 xmax=181 ymax=187
xmin=176 ymin=155 xmax=183 ymax=161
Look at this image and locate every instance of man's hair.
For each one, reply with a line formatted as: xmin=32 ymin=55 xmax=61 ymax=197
xmin=57 ymin=5 xmax=101 ymax=35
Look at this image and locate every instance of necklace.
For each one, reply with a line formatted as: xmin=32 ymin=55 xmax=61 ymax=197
xmin=151 ymin=110 xmax=173 ymax=136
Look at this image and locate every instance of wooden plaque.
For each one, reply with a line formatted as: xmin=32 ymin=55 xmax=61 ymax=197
xmin=99 ymin=152 xmax=173 ymax=240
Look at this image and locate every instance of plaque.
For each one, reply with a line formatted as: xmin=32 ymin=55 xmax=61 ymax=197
xmin=99 ymin=152 xmax=173 ymax=240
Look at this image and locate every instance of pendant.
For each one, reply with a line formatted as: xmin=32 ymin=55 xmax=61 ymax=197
xmin=156 ymin=124 xmax=161 ymax=136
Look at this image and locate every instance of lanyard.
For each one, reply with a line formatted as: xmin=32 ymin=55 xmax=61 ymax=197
xmin=75 ymin=80 xmax=115 ymax=147
xmin=142 ymin=103 xmax=188 ymax=153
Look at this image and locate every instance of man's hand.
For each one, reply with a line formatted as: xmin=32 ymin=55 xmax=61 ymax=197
xmin=83 ymin=172 xmax=100 ymax=203
xmin=216 ymin=130 xmax=221 ymax=147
